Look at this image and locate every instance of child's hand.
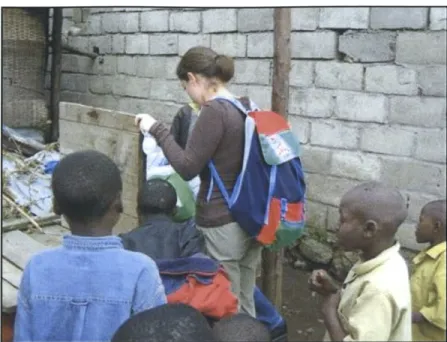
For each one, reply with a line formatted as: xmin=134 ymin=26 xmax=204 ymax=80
xmin=135 ymin=114 xmax=157 ymax=134
xmin=308 ymin=269 xmax=339 ymax=296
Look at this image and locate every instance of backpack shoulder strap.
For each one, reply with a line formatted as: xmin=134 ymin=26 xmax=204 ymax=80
xmin=213 ymin=96 xmax=251 ymax=116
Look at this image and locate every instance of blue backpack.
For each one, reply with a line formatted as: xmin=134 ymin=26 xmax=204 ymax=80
xmin=206 ymin=96 xmax=306 ymax=251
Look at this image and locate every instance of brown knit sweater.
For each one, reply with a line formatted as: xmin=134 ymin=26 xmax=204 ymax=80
xmin=150 ymin=99 xmax=244 ymax=228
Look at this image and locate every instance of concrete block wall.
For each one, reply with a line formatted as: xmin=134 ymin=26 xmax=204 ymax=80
xmin=52 ymin=7 xmax=446 ymax=251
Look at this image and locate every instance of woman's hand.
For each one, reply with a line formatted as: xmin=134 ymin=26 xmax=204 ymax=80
xmin=308 ymin=269 xmax=339 ymax=296
xmin=135 ymin=114 xmax=157 ymax=134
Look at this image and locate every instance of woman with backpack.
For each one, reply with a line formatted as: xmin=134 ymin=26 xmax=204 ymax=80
xmin=135 ymin=46 xmax=262 ymax=317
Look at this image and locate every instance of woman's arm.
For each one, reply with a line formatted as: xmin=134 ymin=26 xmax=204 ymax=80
xmin=150 ymin=102 xmax=224 ymax=181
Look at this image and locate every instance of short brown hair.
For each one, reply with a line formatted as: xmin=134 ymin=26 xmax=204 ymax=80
xmin=176 ymin=46 xmax=234 ymax=83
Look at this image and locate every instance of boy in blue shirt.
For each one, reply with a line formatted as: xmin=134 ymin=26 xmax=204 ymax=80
xmin=14 ymin=150 xmax=167 ymax=342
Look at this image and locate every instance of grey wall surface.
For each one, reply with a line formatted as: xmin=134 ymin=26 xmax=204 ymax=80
xmin=50 ymin=7 xmax=447 ymax=251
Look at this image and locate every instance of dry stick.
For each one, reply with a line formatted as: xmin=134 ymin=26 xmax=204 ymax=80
xmin=2 ymin=195 xmax=44 ymax=233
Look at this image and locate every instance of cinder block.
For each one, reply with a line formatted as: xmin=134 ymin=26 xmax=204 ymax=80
xmin=113 ymin=75 xmax=151 ymax=99
xmin=137 ymin=56 xmax=180 ymax=79
xmin=149 ymin=34 xmax=178 ymax=55
xmin=203 ymin=9 xmax=237 ymax=33
xmin=289 ymin=88 xmax=334 ymax=118
xmin=290 ymin=61 xmax=314 ymax=87
xmin=61 ymin=54 xmax=93 ymax=74
xmin=396 ymin=32 xmax=447 ymax=64
xmin=415 ymin=65 xmax=447 ymax=97
xmin=169 ymin=11 xmax=201 ymax=33
xmin=247 ymin=33 xmax=273 ymax=58
xmin=112 ymin=35 xmax=125 ymax=54
xmin=430 ymin=7 xmax=447 ymax=30
xmin=360 ymin=126 xmax=416 ymax=157
xmin=89 ymin=76 xmax=114 ymax=94
xmin=306 ymin=173 xmax=360 ymax=207
xmin=289 ymin=116 xmax=311 ymax=144
xmin=319 ymin=8 xmax=369 ymax=29
xmin=211 ymin=34 xmax=247 ymax=57
xmin=414 ymin=128 xmax=447 ymax=163
xmin=102 ymin=12 xmax=138 ymax=33
xmin=234 ymin=59 xmax=271 ymax=85
xmin=299 ymin=145 xmax=332 ymax=173
xmin=370 ymin=7 xmax=428 ymax=29
xmin=311 ymin=121 xmax=359 ymax=149
xmin=237 ymin=8 xmax=274 ymax=32
xmin=381 ymin=157 xmax=446 ymax=196
xmin=330 ymin=151 xmax=382 ymax=181
xmin=339 ymin=31 xmax=396 ymax=62
xmin=141 ymin=10 xmax=169 ymax=32
xmin=125 ymin=34 xmax=149 ymax=54
xmin=365 ymin=65 xmax=418 ymax=96
xmin=389 ymin=96 xmax=446 ymax=128
xmin=61 ymin=74 xmax=89 ymax=93
xmin=92 ymin=56 xmax=116 ymax=75
xmin=178 ymin=34 xmax=211 ymax=56
xmin=327 ymin=205 xmax=340 ymax=232
xmin=305 ymin=200 xmax=328 ymax=230
xmin=334 ymin=91 xmax=388 ymax=123
xmin=88 ymin=36 xmax=112 ymax=54
xmin=85 ymin=14 xmax=102 ymax=34
xmin=291 ymin=31 xmax=337 ymax=59
xmin=245 ymin=85 xmax=272 ymax=110
xmin=117 ymin=56 xmax=137 ymax=75
xmin=396 ymin=222 xmax=424 ymax=251
xmin=149 ymin=80 xmax=189 ymax=103
xmin=291 ymin=8 xmax=319 ymax=30
xmin=403 ymin=190 xmax=439 ymax=222
xmin=315 ymin=62 xmax=363 ymax=91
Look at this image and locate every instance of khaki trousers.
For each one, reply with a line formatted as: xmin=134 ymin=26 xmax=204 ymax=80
xmin=197 ymin=222 xmax=263 ymax=317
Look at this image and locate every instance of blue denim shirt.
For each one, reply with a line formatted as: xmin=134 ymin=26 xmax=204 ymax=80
xmin=14 ymin=235 xmax=167 ymax=342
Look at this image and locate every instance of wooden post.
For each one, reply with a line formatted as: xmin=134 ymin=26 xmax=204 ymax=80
xmin=48 ymin=8 xmax=62 ymax=143
xmin=261 ymin=8 xmax=291 ymax=309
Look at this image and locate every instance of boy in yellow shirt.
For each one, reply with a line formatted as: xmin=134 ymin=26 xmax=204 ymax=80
xmin=309 ymin=181 xmax=412 ymax=341
xmin=411 ymin=199 xmax=446 ymax=341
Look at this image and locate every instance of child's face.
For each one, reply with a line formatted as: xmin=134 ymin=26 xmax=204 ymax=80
xmin=181 ymin=73 xmax=209 ymax=105
xmin=336 ymin=206 xmax=366 ymax=251
xmin=415 ymin=211 xmax=436 ymax=244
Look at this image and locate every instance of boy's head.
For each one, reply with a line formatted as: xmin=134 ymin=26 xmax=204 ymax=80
xmin=111 ymin=303 xmax=216 ymax=342
xmin=337 ymin=181 xmax=408 ymax=253
xmin=51 ymin=150 xmax=123 ymax=231
xmin=137 ymin=179 xmax=177 ymax=217
xmin=416 ymin=199 xmax=446 ymax=244
xmin=212 ymin=313 xmax=271 ymax=342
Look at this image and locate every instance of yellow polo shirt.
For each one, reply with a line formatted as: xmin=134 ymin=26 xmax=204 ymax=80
xmin=324 ymin=242 xmax=412 ymax=341
xmin=411 ymin=241 xmax=446 ymax=341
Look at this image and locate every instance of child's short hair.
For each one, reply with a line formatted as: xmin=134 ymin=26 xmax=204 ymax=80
xmin=137 ymin=179 xmax=177 ymax=215
xmin=422 ymin=199 xmax=446 ymax=228
xmin=212 ymin=313 xmax=271 ymax=342
xmin=51 ymin=150 xmax=122 ymax=222
xmin=341 ymin=181 xmax=408 ymax=231
xmin=111 ymin=303 xmax=216 ymax=342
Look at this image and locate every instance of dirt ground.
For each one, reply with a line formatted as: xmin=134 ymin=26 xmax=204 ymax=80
xmin=276 ymin=265 xmax=327 ymax=341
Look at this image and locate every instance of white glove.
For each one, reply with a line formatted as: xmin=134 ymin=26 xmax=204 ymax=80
xmin=135 ymin=113 xmax=157 ymax=134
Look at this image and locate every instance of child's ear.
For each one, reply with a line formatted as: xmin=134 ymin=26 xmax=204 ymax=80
xmin=52 ymin=197 xmax=62 ymax=215
xmin=434 ymin=220 xmax=442 ymax=233
xmin=363 ymin=220 xmax=378 ymax=238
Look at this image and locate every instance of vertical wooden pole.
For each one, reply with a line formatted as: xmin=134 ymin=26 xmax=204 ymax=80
xmin=261 ymin=8 xmax=291 ymax=309
xmin=49 ymin=8 xmax=62 ymax=143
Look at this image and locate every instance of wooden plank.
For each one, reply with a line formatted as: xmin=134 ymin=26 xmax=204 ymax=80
xmin=59 ymin=102 xmax=136 ymax=132
xmin=2 ymin=214 xmax=61 ymax=233
xmin=2 ymin=230 xmax=49 ymax=270
xmin=28 ymin=225 xmax=69 ymax=247
xmin=2 ymin=259 xmax=22 ymax=288
xmin=2 ymin=280 xmax=18 ymax=313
